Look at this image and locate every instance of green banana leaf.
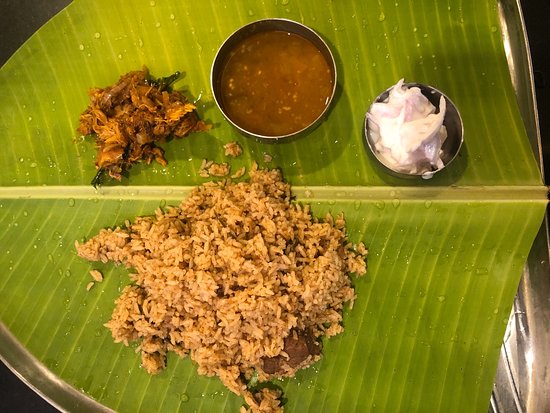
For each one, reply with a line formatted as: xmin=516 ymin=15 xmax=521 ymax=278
xmin=0 ymin=0 xmax=547 ymax=412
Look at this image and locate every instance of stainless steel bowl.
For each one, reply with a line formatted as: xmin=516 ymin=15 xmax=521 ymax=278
xmin=364 ymin=82 xmax=464 ymax=179
xmin=211 ymin=18 xmax=337 ymax=141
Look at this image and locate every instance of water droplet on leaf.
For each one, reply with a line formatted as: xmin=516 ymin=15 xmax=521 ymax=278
xmin=475 ymin=267 xmax=488 ymax=275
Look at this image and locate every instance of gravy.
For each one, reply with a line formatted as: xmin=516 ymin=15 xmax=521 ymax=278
xmin=220 ymin=30 xmax=334 ymax=136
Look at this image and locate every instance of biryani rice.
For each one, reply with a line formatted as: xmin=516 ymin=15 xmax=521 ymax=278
xmin=75 ymin=165 xmax=367 ymax=412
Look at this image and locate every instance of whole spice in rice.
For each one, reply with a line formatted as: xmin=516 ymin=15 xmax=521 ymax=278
xmin=75 ymin=165 xmax=367 ymax=412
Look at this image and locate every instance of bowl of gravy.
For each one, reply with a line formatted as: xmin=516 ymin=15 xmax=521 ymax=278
xmin=211 ymin=18 xmax=337 ymax=140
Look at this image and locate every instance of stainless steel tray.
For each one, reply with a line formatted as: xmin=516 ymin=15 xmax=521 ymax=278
xmin=0 ymin=0 xmax=548 ymax=412
xmin=490 ymin=1 xmax=550 ymax=412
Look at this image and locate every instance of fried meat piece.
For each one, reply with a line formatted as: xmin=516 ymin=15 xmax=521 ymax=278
xmin=78 ymin=67 xmax=210 ymax=186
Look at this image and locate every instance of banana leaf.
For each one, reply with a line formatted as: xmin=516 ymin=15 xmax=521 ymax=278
xmin=0 ymin=0 xmax=547 ymax=412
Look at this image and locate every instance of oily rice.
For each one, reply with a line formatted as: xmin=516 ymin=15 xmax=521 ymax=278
xmin=75 ymin=165 xmax=367 ymax=412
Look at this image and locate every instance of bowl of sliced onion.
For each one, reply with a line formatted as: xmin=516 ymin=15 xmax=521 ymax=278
xmin=364 ymin=79 xmax=463 ymax=179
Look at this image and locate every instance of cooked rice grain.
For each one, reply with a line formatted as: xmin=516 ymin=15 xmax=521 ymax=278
xmin=231 ymin=166 xmax=246 ymax=179
xmin=89 ymin=269 xmax=103 ymax=282
xmin=199 ymin=158 xmax=231 ymax=177
xmin=224 ymin=141 xmax=243 ymax=157
xmin=75 ymin=166 xmax=367 ymax=412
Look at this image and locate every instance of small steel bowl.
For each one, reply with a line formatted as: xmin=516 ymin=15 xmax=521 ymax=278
xmin=211 ymin=18 xmax=337 ymax=141
xmin=364 ymin=82 xmax=464 ymax=179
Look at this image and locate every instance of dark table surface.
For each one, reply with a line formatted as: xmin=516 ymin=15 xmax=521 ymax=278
xmin=1 ymin=1 xmax=549 ymax=412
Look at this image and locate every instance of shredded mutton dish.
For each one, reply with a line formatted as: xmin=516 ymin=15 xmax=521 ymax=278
xmin=78 ymin=67 xmax=210 ymax=186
